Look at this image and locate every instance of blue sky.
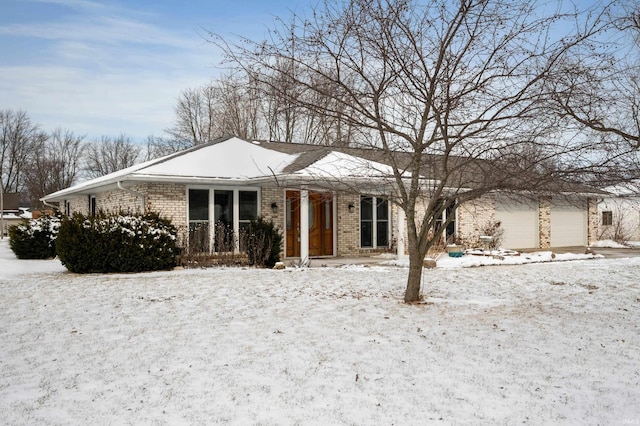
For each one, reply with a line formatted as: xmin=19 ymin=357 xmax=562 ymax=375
xmin=0 ymin=0 xmax=312 ymax=141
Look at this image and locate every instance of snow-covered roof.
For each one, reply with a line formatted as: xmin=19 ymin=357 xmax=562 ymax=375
xmin=0 ymin=211 xmax=31 ymax=220
xmin=42 ymin=137 xmax=301 ymax=201
xmin=290 ymin=151 xmax=396 ymax=179
xmin=42 ymin=136 xmax=407 ymax=202
xmin=602 ymin=181 xmax=640 ymax=197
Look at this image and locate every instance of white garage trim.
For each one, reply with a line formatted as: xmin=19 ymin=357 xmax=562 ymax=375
xmin=551 ymin=198 xmax=587 ymax=247
xmin=495 ymin=196 xmax=539 ymax=249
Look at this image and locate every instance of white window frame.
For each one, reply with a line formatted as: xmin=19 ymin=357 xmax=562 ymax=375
xmin=360 ymin=195 xmax=390 ymax=249
xmin=186 ymin=186 xmax=261 ymax=252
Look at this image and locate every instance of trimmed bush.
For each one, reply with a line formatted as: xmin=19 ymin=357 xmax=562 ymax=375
xmin=241 ymin=217 xmax=283 ymax=268
xmin=56 ymin=212 xmax=179 ymax=273
xmin=8 ymin=214 xmax=61 ymax=259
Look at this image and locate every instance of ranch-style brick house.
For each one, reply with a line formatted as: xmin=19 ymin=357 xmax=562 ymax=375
xmin=41 ymin=136 xmax=601 ymax=260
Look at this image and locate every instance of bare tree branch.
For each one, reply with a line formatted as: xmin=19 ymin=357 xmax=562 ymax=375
xmin=213 ymin=0 xmax=623 ymax=302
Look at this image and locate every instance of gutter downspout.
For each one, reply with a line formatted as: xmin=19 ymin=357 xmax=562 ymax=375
xmin=42 ymin=199 xmax=59 ymax=211
xmin=117 ymin=182 xmax=146 ymax=212
xmin=1 ymin=182 xmax=3 ymax=239
xmin=589 ymin=197 xmax=605 ymax=247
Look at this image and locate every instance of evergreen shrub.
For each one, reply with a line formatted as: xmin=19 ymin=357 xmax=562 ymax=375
xmin=241 ymin=217 xmax=283 ymax=268
xmin=56 ymin=212 xmax=178 ymax=273
xmin=8 ymin=214 xmax=61 ymax=259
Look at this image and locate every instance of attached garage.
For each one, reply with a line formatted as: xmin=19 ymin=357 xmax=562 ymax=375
xmin=551 ymin=198 xmax=587 ymax=247
xmin=495 ymin=196 xmax=539 ymax=249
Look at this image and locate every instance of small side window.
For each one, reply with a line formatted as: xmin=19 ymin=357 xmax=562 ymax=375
xmin=89 ymin=195 xmax=96 ymax=217
xmin=602 ymin=211 xmax=613 ymax=226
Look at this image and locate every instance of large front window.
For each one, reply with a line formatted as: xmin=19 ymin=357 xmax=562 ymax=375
xmin=214 ymin=190 xmax=234 ymax=252
xmin=433 ymin=198 xmax=456 ymax=242
xmin=360 ymin=196 xmax=389 ymax=248
xmin=188 ymin=188 xmax=259 ymax=252
xmin=188 ymin=189 xmax=210 ymax=252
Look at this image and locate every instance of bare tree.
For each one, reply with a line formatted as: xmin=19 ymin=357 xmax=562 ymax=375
xmin=215 ymin=0 xmax=617 ymax=302
xmin=549 ymin=1 xmax=640 ymax=155
xmin=24 ymin=128 xmax=85 ymax=208
xmin=166 ymin=86 xmax=216 ymax=146
xmin=165 ymin=63 xmax=366 ymax=147
xmin=164 ymin=73 xmax=264 ymax=147
xmin=0 ymin=109 xmax=42 ymax=196
xmin=84 ymin=134 xmax=141 ymax=179
xmin=144 ymin=134 xmax=192 ymax=159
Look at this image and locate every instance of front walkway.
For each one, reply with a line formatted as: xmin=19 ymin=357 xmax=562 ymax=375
xmin=299 ymin=246 xmax=640 ymax=268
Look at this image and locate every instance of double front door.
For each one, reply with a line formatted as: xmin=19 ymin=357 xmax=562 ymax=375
xmin=285 ymin=191 xmax=334 ymax=257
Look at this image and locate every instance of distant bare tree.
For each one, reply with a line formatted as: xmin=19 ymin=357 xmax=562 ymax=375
xmin=166 ymin=86 xmax=216 ymax=146
xmin=164 ymin=73 xmax=263 ymax=147
xmin=25 ymin=128 xmax=85 ymax=208
xmin=0 ymin=109 xmax=42 ymax=195
xmin=144 ymin=134 xmax=191 ymax=159
xmin=84 ymin=134 xmax=141 ymax=178
xmin=165 ymin=63 xmax=367 ymax=147
xmin=216 ymin=0 xmax=618 ymax=302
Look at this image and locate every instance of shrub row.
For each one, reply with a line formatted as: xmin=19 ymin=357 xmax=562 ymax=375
xmin=55 ymin=212 xmax=179 ymax=273
xmin=9 ymin=212 xmax=282 ymax=271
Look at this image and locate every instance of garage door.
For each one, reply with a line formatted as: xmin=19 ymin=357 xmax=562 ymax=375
xmin=495 ymin=196 xmax=539 ymax=249
xmin=551 ymin=199 xmax=587 ymax=247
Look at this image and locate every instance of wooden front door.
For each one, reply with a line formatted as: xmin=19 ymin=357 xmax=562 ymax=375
xmin=309 ymin=192 xmax=333 ymax=256
xmin=285 ymin=191 xmax=300 ymax=257
xmin=285 ymin=191 xmax=334 ymax=257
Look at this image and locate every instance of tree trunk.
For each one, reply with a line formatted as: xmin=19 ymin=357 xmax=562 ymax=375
xmin=404 ymin=246 xmax=425 ymax=303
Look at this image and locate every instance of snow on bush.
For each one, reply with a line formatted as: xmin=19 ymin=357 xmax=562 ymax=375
xmin=56 ymin=212 xmax=178 ymax=273
xmin=8 ymin=214 xmax=61 ymax=259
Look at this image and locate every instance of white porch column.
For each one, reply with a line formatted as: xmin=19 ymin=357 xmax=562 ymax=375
xmin=232 ymin=189 xmax=240 ymax=253
xmin=397 ymin=205 xmax=407 ymax=258
xmin=300 ymin=190 xmax=310 ymax=265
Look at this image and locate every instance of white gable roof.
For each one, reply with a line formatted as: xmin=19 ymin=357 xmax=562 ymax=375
xmin=135 ymin=138 xmax=297 ymax=180
xmin=42 ymin=137 xmax=299 ymax=201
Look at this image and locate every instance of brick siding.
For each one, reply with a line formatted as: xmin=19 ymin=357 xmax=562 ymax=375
xmin=456 ymin=194 xmax=496 ymax=246
xmin=62 ymin=182 xmax=598 ymax=256
xmin=539 ymin=196 xmax=551 ymax=248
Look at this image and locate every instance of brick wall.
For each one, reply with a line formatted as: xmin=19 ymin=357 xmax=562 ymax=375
xmin=539 ymin=196 xmax=551 ymax=248
xmin=260 ymin=187 xmax=286 ymax=258
xmin=95 ymin=185 xmax=145 ymax=214
xmin=64 ymin=190 xmax=141 ymax=216
xmin=390 ymin=202 xmax=405 ymax=255
xmin=456 ymin=194 xmax=496 ymax=245
xmin=66 ymin=195 xmax=89 ymax=215
xmin=336 ymin=192 xmax=360 ymax=256
xmin=145 ymin=182 xmax=188 ymax=245
xmin=260 ymin=187 xmax=285 ymax=230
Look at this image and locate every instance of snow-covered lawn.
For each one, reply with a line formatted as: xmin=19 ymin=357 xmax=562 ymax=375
xmin=1 ymin=241 xmax=639 ymax=425
xmin=592 ymin=239 xmax=640 ymax=249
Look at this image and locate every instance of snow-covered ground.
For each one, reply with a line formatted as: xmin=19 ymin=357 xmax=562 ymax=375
xmin=592 ymin=239 xmax=640 ymax=249
xmin=1 ymin=240 xmax=639 ymax=425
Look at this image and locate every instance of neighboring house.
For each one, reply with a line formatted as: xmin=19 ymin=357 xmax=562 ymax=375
xmin=598 ymin=182 xmax=640 ymax=242
xmin=1 ymin=193 xmax=31 ymax=236
xmin=41 ymin=136 xmax=601 ymax=259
